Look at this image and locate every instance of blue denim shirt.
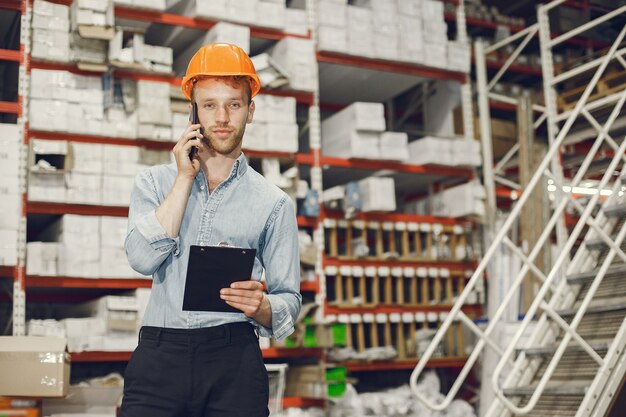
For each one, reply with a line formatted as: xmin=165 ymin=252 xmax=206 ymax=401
xmin=125 ymin=153 xmax=301 ymax=341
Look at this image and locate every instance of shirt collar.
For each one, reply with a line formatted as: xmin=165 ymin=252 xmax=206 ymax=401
xmin=234 ymin=152 xmax=248 ymax=179
xmin=194 ymin=152 xmax=248 ymax=186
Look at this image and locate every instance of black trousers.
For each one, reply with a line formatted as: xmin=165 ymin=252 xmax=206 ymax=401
xmin=119 ymin=322 xmax=269 ymax=417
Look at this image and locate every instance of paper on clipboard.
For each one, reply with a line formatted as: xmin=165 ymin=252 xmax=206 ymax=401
xmin=182 ymin=245 xmax=256 ymax=313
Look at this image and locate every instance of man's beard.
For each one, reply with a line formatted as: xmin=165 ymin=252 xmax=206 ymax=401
xmin=202 ymin=124 xmax=246 ymax=155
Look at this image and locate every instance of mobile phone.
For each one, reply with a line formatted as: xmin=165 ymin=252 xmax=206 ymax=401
xmin=189 ymin=102 xmax=200 ymax=160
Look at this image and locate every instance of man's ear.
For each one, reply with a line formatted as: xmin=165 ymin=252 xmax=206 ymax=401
xmin=247 ymin=100 xmax=255 ymax=124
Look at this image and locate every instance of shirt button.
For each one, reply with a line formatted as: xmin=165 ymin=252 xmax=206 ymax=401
xmin=200 ymin=185 xmax=205 ymax=190
xmin=200 ymin=241 xmax=205 ymax=246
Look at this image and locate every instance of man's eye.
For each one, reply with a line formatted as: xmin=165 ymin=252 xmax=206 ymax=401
xmin=204 ymin=104 xmax=215 ymax=109
xmin=230 ymin=103 xmax=241 ymax=108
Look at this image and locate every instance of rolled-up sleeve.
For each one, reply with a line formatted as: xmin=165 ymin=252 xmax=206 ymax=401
xmin=125 ymin=169 xmax=179 ymax=276
xmin=255 ymin=196 xmax=302 ymax=341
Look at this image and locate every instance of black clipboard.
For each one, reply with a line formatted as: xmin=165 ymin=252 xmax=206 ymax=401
xmin=183 ymin=245 xmax=257 ymax=313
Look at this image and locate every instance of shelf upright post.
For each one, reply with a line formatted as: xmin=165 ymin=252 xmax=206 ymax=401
xmin=13 ymin=0 xmax=32 ymax=336
xmin=537 ymin=5 xmax=569 ymax=268
xmin=456 ymin=0 xmax=475 ymax=141
xmin=306 ymin=0 xmax=326 ymax=317
xmin=474 ymin=39 xmax=499 ymax=417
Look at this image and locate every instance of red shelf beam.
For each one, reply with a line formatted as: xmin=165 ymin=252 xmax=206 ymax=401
xmin=297 ymin=216 xmax=318 ymax=228
xmin=324 ymin=304 xmax=482 ymax=315
xmin=29 ymin=130 xmax=313 ymax=161
xmin=0 ymin=1 xmax=21 ymax=11
xmin=71 ymin=351 xmax=132 ymax=362
xmin=0 ymin=48 xmax=20 ymax=62
xmin=322 ymin=209 xmax=472 ymax=226
xmin=262 ymin=347 xmax=324 ymax=359
xmin=71 ymin=347 xmax=324 ymax=362
xmin=0 ymin=101 xmax=19 ymax=115
xmin=317 ymin=51 xmax=467 ymax=83
xmin=299 ymin=281 xmax=319 ymax=293
xmin=30 ymin=129 xmax=174 ymax=150
xmin=482 ymin=59 xmax=543 ymax=77
xmin=340 ymin=357 xmax=467 ymax=371
xmin=283 ymin=397 xmax=326 ymax=409
xmin=323 ymin=257 xmax=477 ymax=271
xmin=24 ymin=275 xmax=317 ymax=294
xmin=312 ymin=154 xmax=474 ymax=179
xmin=27 ymin=201 xmax=129 ymax=217
xmin=26 ymin=276 xmax=152 ymax=289
xmin=114 ymin=5 xmax=310 ymax=41
xmin=0 ymin=266 xmax=15 ymax=279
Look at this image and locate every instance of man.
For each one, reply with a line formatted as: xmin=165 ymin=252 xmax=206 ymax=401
xmin=121 ymin=43 xmax=302 ymax=417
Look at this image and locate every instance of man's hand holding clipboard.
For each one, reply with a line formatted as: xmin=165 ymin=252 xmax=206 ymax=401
xmin=182 ymin=244 xmax=272 ymax=326
xmin=183 ymin=245 xmax=260 ymax=314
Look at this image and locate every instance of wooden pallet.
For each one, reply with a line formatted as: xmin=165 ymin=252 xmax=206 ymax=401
xmin=558 ymin=70 xmax=626 ymax=111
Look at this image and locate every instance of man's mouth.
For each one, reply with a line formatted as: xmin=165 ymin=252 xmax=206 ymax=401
xmin=213 ymin=129 xmax=232 ymax=137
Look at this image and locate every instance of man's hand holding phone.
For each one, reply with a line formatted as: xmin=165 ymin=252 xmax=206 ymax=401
xmin=172 ymin=104 xmax=204 ymax=179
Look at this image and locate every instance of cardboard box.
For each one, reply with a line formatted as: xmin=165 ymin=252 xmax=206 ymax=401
xmin=284 ymin=8 xmax=308 ymax=36
xmin=452 ymin=139 xmax=481 ymax=167
xmin=266 ymin=123 xmax=299 ymax=153
xmin=322 ymin=130 xmax=380 ymax=159
xmin=358 ymin=176 xmax=396 ymax=212
xmin=318 ymin=26 xmax=348 ymax=53
xmin=32 ymin=28 xmax=70 ymax=62
xmin=32 ymin=0 xmax=70 ymax=32
xmin=347 ymin=5 xmax=372 ymax=32
xmin=398 ymin=16 xmax=423 ymax=51
xmin=30 ymin=99 xmax=69 ymax=131
xmin=448 ymin=40 xmax=470 ymax=73
xmin=226 ymin=0 xmax=258 ymax=25
xmin=285 ymin=364 xmax=347 ymax=399
xmin=27 ymin=242 xmax=58 ymax=276
xmin=0 ymin=248 xmax=17 ymax=266
xmin=374 ymin=32 xmax=399 ymax=61
xmin=28 ymin=173 xmax=66 ymax=203
xmin=109 ymin=30 xmax=144 ymax=64
xmin=424 ymin=42 xmax=447 ymax=68
xmin=256 ymin=1 xmax=285 ymax=29
xmin=0 ymin=336 xmax=70 ymax=397
xmin=322 ymin=102 xmax=386 ymax=137
xmin=380 ymin=131 xmax=409 ymax=161
xmin=397 ymin=0 xmax=421 ymax=16
xmin=0 ymin=194 xmax=21 ymax=230
xmin=353 ymin=0 xmax=397 ymax=11
xmin=0 ymin=140 xmax=20 ymax=177
xmin=256 ymin=95 xmax=297 ymax=124
xmin=194 ymin=0 xmax=228 ymax=19
xmin=348 ymin=27 xmax=374 ymax=58
xmin=0 ymin=175 xmax=20 ymax=195
xmin=318 ymin=0 xmax=347 ymax=27
xmin=101 ymin=216 xmax=128 ymax=248
xmin=72 ymin=295 xmax=139 ymax=332
xmin=373 ymin=8 xmax=398 ymax=36
xmin=270 ymin=38 xmax=318 ymax=92
xmin=408 ymin=136 xmax=453 ymax=165
xmin=43 ymin=385 xmax=123 ymax=416
xmin=421 ymin=0 xmax=444 ymax=21
xmin=243 ymin=122 xmax=268 ymax=151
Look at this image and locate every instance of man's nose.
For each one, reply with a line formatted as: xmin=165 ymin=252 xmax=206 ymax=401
xmin=215 ymin=106 xmax=229 ymax=123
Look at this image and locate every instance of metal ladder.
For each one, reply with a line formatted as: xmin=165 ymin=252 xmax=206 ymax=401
xmin=411 ymin=1 xmax=626 ymax=416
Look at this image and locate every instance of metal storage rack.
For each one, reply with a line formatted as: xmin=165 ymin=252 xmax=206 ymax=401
xmin=0 ymin=0 xmax=486 ymax=406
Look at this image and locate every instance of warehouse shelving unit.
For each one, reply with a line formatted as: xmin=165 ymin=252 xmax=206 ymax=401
xmin=411 ymin=1 xmax=626 ymax=415
xmin=0 ymin=0 xmax=489 ymax=410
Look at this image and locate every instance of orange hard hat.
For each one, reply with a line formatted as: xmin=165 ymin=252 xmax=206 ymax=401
xmin=181 ymin=43 xmax=261 ymax=100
